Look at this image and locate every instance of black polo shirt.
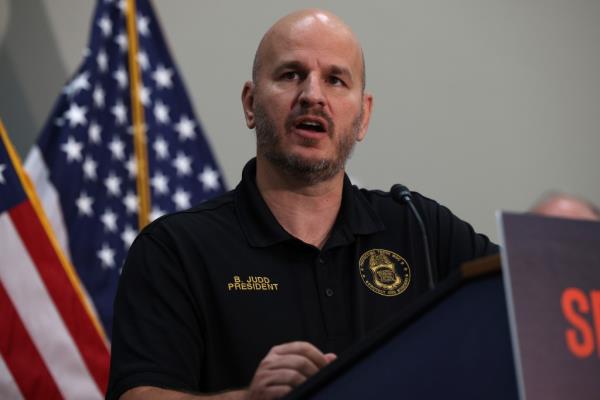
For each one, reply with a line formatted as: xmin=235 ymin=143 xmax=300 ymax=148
xmin=107 ymin=158 xmax=497 ymax=399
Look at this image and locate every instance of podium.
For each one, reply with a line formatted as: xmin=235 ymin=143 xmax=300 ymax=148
xmin=287 ymin=214 xmax=600 ymax=399
xmin=286 ymin=255 xmax=518 ymax=399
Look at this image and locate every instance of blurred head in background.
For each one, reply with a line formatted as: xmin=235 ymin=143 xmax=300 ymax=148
xmin=531 ymin=192 xmax=600 ymax=221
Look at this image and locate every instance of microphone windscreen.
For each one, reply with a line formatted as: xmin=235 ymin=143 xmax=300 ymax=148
xmin=391 ymin=184 xmax=411 ymax=203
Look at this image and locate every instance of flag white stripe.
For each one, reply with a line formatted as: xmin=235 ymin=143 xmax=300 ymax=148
xmin=0 ymin=355 xmax=24 ymax=400
xmin=24 ymin=146 xmax=71 ymax=262
xmin=0 ymin=214 xmax=102 ymax=400
xmin=23 ymin=145 xmax=105 ymax=336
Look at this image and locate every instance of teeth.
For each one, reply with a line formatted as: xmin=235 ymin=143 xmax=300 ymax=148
xmin=296 ymin=120 xmax=325 ymax=132
xmin=300 ymin=121 xmax=323 ymax=129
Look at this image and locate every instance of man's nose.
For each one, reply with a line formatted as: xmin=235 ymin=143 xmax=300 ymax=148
xmin=298 ymin=75 xmax=325 ymax=108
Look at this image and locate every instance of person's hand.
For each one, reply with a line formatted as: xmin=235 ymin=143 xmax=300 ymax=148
xmin=245 ymin=341 xmax=337 ymax=400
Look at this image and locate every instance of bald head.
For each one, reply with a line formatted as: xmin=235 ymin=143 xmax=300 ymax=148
xmin=252 ymin=9 xmax=366 ymax=90
xmin=531 ymin=192 xmax=600 ymax=221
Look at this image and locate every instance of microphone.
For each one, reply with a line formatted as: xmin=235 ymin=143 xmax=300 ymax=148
xmin=390 ymin=184 xmax=436 ymax=290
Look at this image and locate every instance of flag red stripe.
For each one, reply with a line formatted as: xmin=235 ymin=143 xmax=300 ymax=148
xmin=9 ymin=201 xmax=110 ymax=393
xmin=0 ymin=281 xmax=64 ymax=400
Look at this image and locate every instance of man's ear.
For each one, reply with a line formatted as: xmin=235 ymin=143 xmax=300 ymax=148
xmin=241 ymin=81 xmax=256 ymax=129
xmin=356 ymin=93 xmax=373 ymax=142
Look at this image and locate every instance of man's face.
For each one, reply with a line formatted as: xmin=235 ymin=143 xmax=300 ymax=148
xmin=243 ymin=14 xmax=372 ymax=183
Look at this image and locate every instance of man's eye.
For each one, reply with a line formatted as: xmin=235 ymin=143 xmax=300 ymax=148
xmin=281 ymin=71 xmax=299 ymax=80
xmin=328 ymin=76 xmax=345 ymax=86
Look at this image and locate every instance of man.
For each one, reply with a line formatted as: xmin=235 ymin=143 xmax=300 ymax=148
xmin=107 ymin=9 xmax=497 ymax=400
xmin=531 ymin=192 xmax=600 ymax=221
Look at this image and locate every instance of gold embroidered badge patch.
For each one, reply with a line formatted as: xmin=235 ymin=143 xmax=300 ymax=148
xmin=359 ymin=249 xmax=410 ymax=296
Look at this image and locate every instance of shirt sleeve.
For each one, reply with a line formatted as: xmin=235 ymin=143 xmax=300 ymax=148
xmin=413 ymin=193 xmax=499 ymax=281
xmin=106 ymin=223 xmax=205 ymax=400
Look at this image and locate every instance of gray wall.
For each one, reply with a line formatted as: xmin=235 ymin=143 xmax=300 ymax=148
xmin=2 ymin=0 xmax=600 ymax=241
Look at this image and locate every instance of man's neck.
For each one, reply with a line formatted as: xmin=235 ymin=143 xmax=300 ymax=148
xmin=255 ymin=157 xmax=345 ymax=249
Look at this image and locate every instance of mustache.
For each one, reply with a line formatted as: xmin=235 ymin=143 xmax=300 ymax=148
xmin=285 ymin=109 xmax=335 ymax=135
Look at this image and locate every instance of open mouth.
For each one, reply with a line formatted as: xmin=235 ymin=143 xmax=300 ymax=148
xmin=295 ymin=119 xmax=326 ymax=133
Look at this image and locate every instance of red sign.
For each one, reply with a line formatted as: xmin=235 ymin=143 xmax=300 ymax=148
xmin=499 ymin=212 xmax=600 ymax=400
xmin=561 ymin=288 xmax=600 ymax=359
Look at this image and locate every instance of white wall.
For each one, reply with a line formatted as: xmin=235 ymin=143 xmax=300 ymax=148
xmin=2 ymin=0 xmax=599 ymax=241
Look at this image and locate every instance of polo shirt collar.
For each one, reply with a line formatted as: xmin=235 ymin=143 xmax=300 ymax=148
xmin=235 ymin=158 xmax=385 ymax=248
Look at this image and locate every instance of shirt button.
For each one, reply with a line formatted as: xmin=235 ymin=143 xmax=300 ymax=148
xmin=318 ymin=257 xmax=325 ymax=264
xmin=325 ymin=288 xmax=334 ymax=297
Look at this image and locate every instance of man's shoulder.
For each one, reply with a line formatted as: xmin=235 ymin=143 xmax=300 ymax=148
xmin=354 ymin=185 xmax=442 ymax=212
xmin=143 ymin=189 xmax=237 ymax=235
xmin=188 ymin=189 xmax=237 ymax=214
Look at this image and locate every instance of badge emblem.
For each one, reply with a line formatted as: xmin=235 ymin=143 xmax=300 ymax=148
xmin=359 ymin=249 xmax=410 ymax=296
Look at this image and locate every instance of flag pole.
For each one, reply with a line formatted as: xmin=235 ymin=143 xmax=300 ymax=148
xmin=0 ymin=118 xmax=109 ymax=345
xmin=126 ymin=0 xmax=151 ymax=229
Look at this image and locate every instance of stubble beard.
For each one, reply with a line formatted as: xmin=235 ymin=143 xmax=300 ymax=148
xmin=254 ymin=103 xmax=363 ymax=185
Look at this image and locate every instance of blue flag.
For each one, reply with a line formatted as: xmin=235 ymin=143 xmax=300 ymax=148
xmin=25 ymin=0 xmax=226 ymax=338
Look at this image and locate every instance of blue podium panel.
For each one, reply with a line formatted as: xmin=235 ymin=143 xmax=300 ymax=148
xmin=288 ymin=273 xmax=518 ymax=400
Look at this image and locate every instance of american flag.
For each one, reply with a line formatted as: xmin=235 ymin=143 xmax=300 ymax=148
xmin=25 ymin=0 xmax=226 ymax=342
xmin=0 ymin=121 xmax=109 ymax=398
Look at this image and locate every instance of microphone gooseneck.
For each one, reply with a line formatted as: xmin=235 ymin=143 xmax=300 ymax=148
xmin=391 ymin=184 xmax=436 ymax=290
